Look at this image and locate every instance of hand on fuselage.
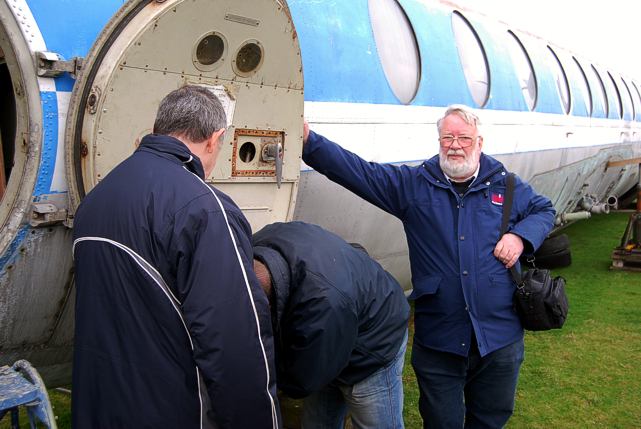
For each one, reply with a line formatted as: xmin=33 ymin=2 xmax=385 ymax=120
xmin=303 ymin=118 xmax=310 ymax=147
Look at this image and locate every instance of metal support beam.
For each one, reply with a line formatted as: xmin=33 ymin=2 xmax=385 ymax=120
xmin=606 ymin=157 xmax=641 ymax=168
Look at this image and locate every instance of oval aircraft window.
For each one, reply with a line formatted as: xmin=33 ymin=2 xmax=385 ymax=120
xmin=368 ymin=0 xmax=420 ymax=104
xmin=506 ymin=31 xmax=536 ymax=111
xmin=591 ymin=65 xmax=608 ymax=117
xmin=631 ymin=81 xmax=641 ymax=120
xmin=620 ymin=77 xmax=635 ymax=120
xmin=193 ymin=32 xmax=227 ymax=72
xmin=239 ymin=142 xmax=256 ymax=163
xmin=607 ymin=72 xmax=623 ymax=119
xmin=452 ymin=12 xmax=490 ymax=108
xmin=547 ymin=47 xmax=570 ymax=114
xmin=232 ymin=39 xmax=264 ymax=77
xmin=572 ymin=57 xmax=592 ymax=116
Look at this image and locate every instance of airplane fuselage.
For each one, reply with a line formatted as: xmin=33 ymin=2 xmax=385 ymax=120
xmin=0 ymin=0 xmax=639 ymax=386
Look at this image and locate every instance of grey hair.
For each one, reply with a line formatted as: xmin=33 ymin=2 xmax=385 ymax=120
xmin=153 ymin=85 xmax=227 ymax=143
xmin=436 ymin=104 xmax=482 ymax=136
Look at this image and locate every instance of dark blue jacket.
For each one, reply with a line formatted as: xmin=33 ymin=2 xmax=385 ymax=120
xmin=303 ymin=131 xmax=555 ymax=357
xmin=253 ymin=222 xmax=410 ymax=399
xmin=72 ymin=134 xmax=280 ymax=429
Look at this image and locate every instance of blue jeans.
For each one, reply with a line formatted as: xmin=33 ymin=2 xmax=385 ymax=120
xmin=301 ymin=330 xmax=408 ymax=429
xmin=411 ymin=336 xmax=524 ymax=429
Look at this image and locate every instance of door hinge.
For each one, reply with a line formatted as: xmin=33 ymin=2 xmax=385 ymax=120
xmin=30 ymin=203 xmax=69 ymax=227
xmin=36 ymin=51 xmax=84 ymax=79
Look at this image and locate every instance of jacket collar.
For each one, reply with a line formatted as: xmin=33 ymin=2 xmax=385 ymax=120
xmin=421 ymin=153 xmax=506 ymax=188
xmin=136 ymin=134 xmax=206 ymax=179
xmin=252 ymin=246 xmax=291 ymax=329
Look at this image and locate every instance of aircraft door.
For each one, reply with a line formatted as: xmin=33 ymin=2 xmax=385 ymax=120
xmin=64 ymin=0 xmax=304 ymax=230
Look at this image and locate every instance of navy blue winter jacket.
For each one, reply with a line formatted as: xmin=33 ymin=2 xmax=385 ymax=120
xmin=253 ymin=222 xmax=410 ymax=399
xmin=72 ymin=134 xmax=280 ymax=428
xmin=303 ymin=130 xmax=555 ymax=357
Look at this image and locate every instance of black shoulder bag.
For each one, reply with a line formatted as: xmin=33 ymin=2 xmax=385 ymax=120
xmin=501 ymin=173 xmax=569 ymax=331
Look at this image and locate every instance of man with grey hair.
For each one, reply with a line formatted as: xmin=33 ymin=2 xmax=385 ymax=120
xmin=302 ymin=105 xmax=555 ymax=428
xmin=72 ymin=85 xmax=280 ymax=429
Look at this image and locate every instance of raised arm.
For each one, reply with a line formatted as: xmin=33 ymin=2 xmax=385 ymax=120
xmin=302 ymin=121 xmax=414 ymax=219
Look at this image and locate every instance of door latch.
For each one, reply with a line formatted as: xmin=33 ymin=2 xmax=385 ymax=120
xmin=261 ymin=142 xmax=283 ymax=188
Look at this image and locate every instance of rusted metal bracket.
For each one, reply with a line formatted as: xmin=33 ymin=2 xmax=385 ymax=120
xmin=36 ymin=51 xmax=84 ymax=79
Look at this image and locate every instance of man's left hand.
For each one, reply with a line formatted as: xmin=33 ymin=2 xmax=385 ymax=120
xmin=494 ymin=233 xmax=524 ymax=269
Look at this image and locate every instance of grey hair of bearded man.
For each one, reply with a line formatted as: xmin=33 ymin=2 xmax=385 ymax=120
xmin=153 ymin=84 xmax=227 ymax=144
xmin=436 ymin=104 xmax=482 ymax=137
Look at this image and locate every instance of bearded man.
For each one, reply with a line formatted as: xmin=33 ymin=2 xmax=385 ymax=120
xmin=301 ymin=105 xmax=555 ymax=428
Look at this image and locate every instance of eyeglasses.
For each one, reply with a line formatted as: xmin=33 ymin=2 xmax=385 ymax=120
xmin=439 ymin=135 xmax=478 ymax=148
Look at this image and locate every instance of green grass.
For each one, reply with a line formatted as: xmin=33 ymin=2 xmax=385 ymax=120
xmin=508 ymin=212 xmax=641 ymax=428
xmin=2 ymin=212 xmax=640 ymax=428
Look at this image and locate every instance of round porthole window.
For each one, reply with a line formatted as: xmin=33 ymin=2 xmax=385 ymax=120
xmin=192 ymin=32 xmax=227 ymax=72
xmin=239 ymin=142 xmax=256 ymax=163
xmin=232 ymin=40 xmax=264 ymax=77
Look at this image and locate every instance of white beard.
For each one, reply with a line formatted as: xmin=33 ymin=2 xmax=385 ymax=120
xmin=439 ymin=147 xmax=480 ymax=180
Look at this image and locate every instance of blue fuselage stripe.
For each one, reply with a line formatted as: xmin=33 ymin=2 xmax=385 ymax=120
xmin=36 ymin=91 xmax=58 ymax=198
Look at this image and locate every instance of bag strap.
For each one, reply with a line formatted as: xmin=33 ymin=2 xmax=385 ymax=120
xmin=500 ymin=173 xmax=513 ymax=237
xmin=500 ymin=173 xmax=524 ymax=286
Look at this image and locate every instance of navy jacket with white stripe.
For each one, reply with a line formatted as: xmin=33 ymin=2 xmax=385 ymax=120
xmin=71 ymin=134 xmax=280 ymax=429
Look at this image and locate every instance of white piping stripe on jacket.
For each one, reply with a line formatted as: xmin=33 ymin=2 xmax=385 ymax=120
xmin=186 ymin=166 xmax=280 ymax=429
xmin=72 ymin=237 xmax=207 ymax=429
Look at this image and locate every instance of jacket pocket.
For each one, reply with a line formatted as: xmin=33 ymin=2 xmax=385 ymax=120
xmin=408 ymin=275 xmax=443 ymax=300
xmin=484 ymin=274 xmax=519 ymax=319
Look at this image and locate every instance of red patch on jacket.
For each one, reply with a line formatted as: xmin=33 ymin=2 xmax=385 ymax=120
xmin=491 ymin=192 xmax=504 ymax=206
